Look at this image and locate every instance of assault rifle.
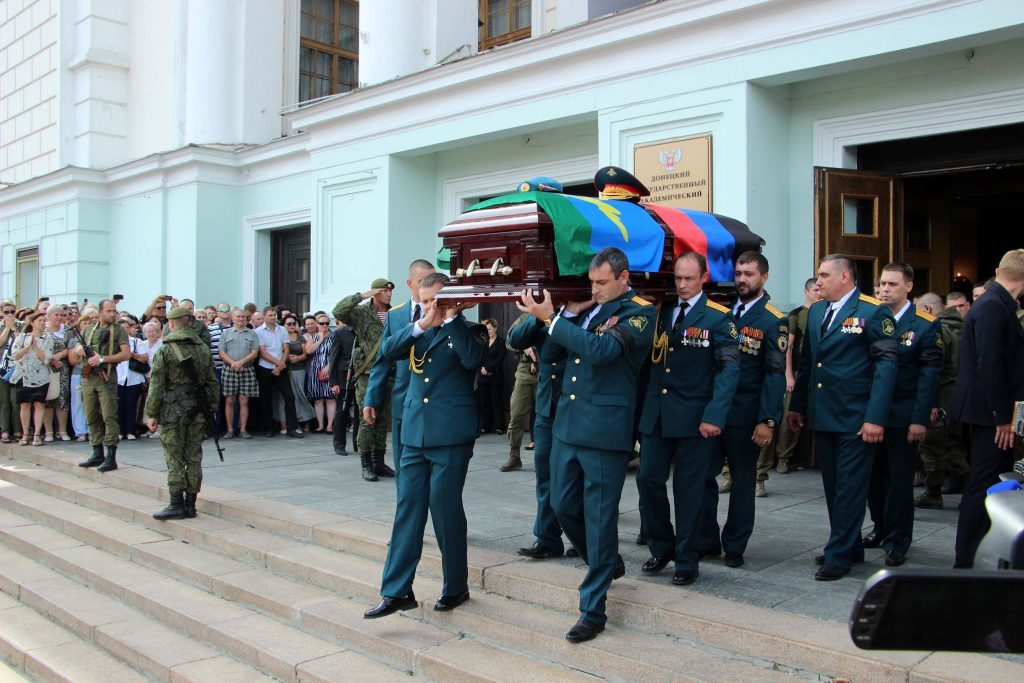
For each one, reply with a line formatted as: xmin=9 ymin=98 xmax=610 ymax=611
xmin=67 ymin=326 xmax=109 ymax=382
xmin=174 ymin=348 xmax=225 ymax=461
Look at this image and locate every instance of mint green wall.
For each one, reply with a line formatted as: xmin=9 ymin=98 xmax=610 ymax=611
xmin=388 ymin=154 xmax=438 ymax=299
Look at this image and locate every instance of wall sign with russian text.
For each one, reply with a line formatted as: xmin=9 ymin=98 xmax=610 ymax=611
xmin=633 ymin=134 xmax=712 ymax=212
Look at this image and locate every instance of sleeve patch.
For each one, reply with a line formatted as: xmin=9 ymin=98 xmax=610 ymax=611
xmin=881 ymin=318 xmax=895 ymax=336
xmin=935 ymin=332 xmax=944 ymax=349
xmin=728 ymin=321 xmax=738 ymax=338
xmin=778 ymin=333 xmax=788 ymax=352
xmin=627 ymin=315 xmax=649 ymax=332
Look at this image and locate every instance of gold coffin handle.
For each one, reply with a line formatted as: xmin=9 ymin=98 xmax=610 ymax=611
xmin=456 ymin=258 xmax=512 ymax=277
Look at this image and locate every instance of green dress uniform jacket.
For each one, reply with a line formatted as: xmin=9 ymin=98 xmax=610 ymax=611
xmin=886 ymin=309 xmax=942 ymax=428
xmin=507 ymin=315 xmax=565 ymax=420
xmin=726 ymin=298 xmax=788 ymax=428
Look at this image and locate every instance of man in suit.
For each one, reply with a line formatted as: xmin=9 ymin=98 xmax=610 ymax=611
xmin=864 ymin=263 xmax=941 ymax=567
xmin=699 ymin=251 xmax=786 ymax=568
xmin=637 ymin=252 xmax=740 ymax=586
xmin=362 ymin=259 xmax=436 ymax=478
xmin=950 ymin=249 xmax=1024 ymax=568
xmin=516 ymin=247 xmax=656 ymax=644
xmin=788 ymin=254 xmax=898 ymax=581
xmin=507 ymin=311 xmax=568 ymax=559
xmin=363 ymin=272 xmax=486 ymax=618
xmin=327 ymin=317 xmax=356 ymax=455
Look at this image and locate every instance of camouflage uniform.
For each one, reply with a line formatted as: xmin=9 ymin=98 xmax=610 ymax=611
xmin=162 ymin=319 xmax=212 ymax=347
xmin=333 ymin=292 xmax=392 ymax=454
xmin=144 ymin=326 xmax=220 ymax=495
xmin=80 ymin=322 xmax=129 ymax=447
xmin=506 ymin=314 xmax=538 ymax=456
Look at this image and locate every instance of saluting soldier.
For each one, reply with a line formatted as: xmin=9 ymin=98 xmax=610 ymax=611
xmin=75 ymin=299 xmax=131 ymax=472
xmin=363 ymin=272 xmax=486 ymax=618
xmin=637 ymin=252 xmax=740 ymax=586
xmin=788 ymin=254 xmax=898 ymax=581
xmin=334 ymin=278 xmax=397 ymax=482
xmin=699 ymin=252 xmax=787 ymax=568
xmin=145 ymin=307 xmax=220 ymax=520
xmin=863 ymin=263 xmax=941 ymax=566
xmin=517 ymin=246 xmax=657 ymax=644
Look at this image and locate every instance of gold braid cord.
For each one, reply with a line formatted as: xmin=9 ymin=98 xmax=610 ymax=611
xmin=409 ymin=345 xmax=427 ymax=374
xmin=650 ymin=307 xmax=668 ymax=365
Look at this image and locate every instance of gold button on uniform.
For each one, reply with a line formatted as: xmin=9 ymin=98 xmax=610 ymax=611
xmin=423 ymin=377 xmax=429 ymax=382
xmin=816 ymin=362 xmax=822 ymax=368
xmin=669 ymin=347 xmax=674 ymax=352
xmin=574 ymin=359 xmax=581 ymax=364
xmin=816 ymin=383 xmax=822 ymax=389
xmin=551 ymin=374 xmax=557 ymax=379
xmin=423 ymin=397 xmax=429 ymax=403
xmin=661 ymin=388 xmax=668 ymax=395
xmin=571 ymin=377 xmax=576 ymax=382
xmin=665 ymin=368 xmax=671 ymax=373
xmin=570 ymin=394 xmax=576 ymax=400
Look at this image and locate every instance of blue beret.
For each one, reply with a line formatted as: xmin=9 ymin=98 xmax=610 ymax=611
xmin=517 ymin=176 xmax=563 ymax=193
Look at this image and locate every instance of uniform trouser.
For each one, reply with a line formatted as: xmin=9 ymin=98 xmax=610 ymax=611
xmin=722 ymin=441 xmax=774 ymax=482
xmin=161 ymin=418 xmax=206 ymax=494
xmin=507 ymin=377 xmax=536 ymax=449
xmin=550 ymin=437 xmax=628 ymax=627
xmin=531 ymin=415 xmax=563 ymax=551
xmin=255 ymin=366 xmax=297 ymax=432
xmin=380 ymin=443 xmax=472 ymax=598
xmin=81 ymin=374 xmax=119 ymax=446
xmin=919 ymin=419 xmax=970 ymax=488
xmin=816 ymin=431 xmax=873 ymax=569
xmin=866 ymin=428 xmax=916 ymax=555
xmin=701 ymin=426 xmax=757 ymax=556
xmin=637 ymin=432 xmax=715 ymax=572
xmin=0 ymin=379 xmax=18 ymax=434
xmin=954 ymin=426 xmax=1015 ymax=568
xmin=354 ymin=375 xmax=389 ymax=454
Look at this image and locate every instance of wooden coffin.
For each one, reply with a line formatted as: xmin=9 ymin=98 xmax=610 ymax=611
xmin=436 ymin=202 xmax=676 ymax=304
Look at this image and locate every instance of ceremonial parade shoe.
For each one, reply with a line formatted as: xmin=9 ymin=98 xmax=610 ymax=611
xmin=613 ymin=556 xmax=626 ymax=580
xmin=672 ymin=569 xmax=699 ymax=586
xmin=815 ymin=554 xmax=863 ymax=566
xmin=334 ymin=446 xmax=348 ymax=456
xmin=517 ymin=543 xmax=562 ymax=559
xmin=78 ymin=445 xmax=104 ymax=468
xmin=434 ymin=591 xmax=470 ymax=611
xmin=565 ymin=618 xmax=604 ymax=643
xmin=884 ymin=551 xmax=906 ymax=567
xmin=566 ymin=547 xmax=580 ymax=557
xmin=814 ymin=564 xmax=849 ymax=581
xmin=641 ymin=556 xmax=672 ymax=573
xmin=363 ymin=593 xmax=417 ymax=619
xmin=635 ymin=533 xmax=645 ymax=545
xmin=698 ymin=548 xmax=721 ymax=560
xmin=861 ymin=529 xmax=883 ymax=548
xmin=723 ymin=552 xmax=744 ymax=568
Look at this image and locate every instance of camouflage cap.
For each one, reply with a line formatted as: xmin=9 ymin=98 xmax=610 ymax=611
xmin=166 ymin=306 xmax=193 ymax=320
xmin=370 ymin=278 xmax=395 ymax=290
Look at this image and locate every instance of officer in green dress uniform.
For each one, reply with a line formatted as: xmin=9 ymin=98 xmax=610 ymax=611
xmin=863 ymin=263 xmax=941 ymax=566
xmin=699 ymin=252 xmax=787 ymax=568
xmin=788 ymin=254 xmax=898 ymax=580
xmin=516 ymin=246 xmax=656 ymax=644
xmin=637 ymin=252 xmax=740 ymax=586
xmin=363 ymin=272 xmax=487 ymax=619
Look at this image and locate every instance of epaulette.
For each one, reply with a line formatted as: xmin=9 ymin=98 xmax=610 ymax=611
xmin=859 ymin=294 xmax=882 ymax=306
xmin=916 ymin=310 xmax=936 ymax=323
xmin=631 ymin=295 xmax=653 ymax=307
xmin=706 ymin=299 xmax=729 ymax=314
xmin=388 ymin=301 xmax=408 ymax=312
xmin=764 ymin=303 xmax=785 ymax=319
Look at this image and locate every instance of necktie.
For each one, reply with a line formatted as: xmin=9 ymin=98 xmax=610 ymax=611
xmin=674 ymin=302 xmax=689 ymax=328
xmin=735 ymin=303 xmax=746 ymax=319
xmin=821 ymin=306 xmax=835 ymax=336
xmin=412 ymin=304 xmax=421 ymax=323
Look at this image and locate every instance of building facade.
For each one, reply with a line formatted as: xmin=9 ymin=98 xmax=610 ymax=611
xmin=2 ymin=0 xmax=1023 ymax=314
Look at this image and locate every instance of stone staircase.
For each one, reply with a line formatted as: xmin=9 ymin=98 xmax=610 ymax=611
xmin=0 ymin=445 xmax=1018 ymax=682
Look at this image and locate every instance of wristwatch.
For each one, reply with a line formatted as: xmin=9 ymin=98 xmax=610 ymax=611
xmin=98 ymin=356 xmax=105 ymax=364
xmin=543 ymin=316 xmax=555 ymax=328
xmin=762 ymin=419 xmax=776 ymax=428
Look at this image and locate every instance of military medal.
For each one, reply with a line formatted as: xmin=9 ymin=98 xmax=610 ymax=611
xmin=900 ymin=331 xmax=915 ymax=347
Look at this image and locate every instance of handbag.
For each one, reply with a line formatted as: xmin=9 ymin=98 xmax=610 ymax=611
xmin=45 ymin=370 xmax=60 ymax=401
xmin=128 ymin=339 xmax=150 ymax=374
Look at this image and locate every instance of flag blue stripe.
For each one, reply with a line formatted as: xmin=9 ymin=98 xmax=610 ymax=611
xmin=678 ymin=210 xmax=736 ymax=281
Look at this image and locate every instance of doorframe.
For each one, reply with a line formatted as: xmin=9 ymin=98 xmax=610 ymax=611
xmin=241 ymin=207 xmax=312 ymax=308
xmin=812 ymin=87 xmax=1024 ymax=169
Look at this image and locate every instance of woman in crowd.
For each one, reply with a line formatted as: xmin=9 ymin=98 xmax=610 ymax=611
xmin=0 ymin=299 xmax=22 ymax=443
xmin=116 ymin=315 xmax=148 ymax=440
xmin=194 ymin=308 xmax=209 ymax=325
xmin=10 ymin=312 xmax=54 ymax=446
xmin=304 ymin=312 xmax=336 ymax=433
xmin=276 ymin=314 xmax=315 ymax=433
xmin=42 ymin=305 xmax=72 ymax=441
xmin=478 ymin=318 xmax=506 ymax=434
xmin=66 ymin=309 xmax=96 ymax=442
xmin=141 ymin=320 xmax=163 ymax=438
xmin=303 ymin=314 xmax=318 ymax=339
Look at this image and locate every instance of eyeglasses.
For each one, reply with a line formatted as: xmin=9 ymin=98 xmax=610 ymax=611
xmin=285 ymin=321 xmax=297 ymax=326
xmin=154 ymin=306 xmax=166 ymax=310
xmin=317 ymin=321 xmax=330 ymax=325
xmin=2 ymin=309 xmax=15 ymax=314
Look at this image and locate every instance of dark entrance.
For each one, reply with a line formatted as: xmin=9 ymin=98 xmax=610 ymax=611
xmin=271 ymin=226 xmax=311 ymax=314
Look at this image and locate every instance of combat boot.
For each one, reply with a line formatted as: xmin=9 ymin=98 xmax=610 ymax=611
xmin=499 ymin=448 xmax=522 ymax=472
xmin=361 ymin=453 xmax=378 ymax=482
xmin=184 ymin=493 xmax=198 ymax=518
xmin=153 ymin=492 xmax=187 ymax=520
xmin=372 ymin=451 xmax=395 ymax=478
xmin=78 ymin=445 xmax=104 ymax=468
xmin=96 ymin=445 xmax=118 ymax=472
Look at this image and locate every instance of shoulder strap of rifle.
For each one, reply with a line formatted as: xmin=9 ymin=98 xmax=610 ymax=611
xmin=354 ymin=333 xmax=384 ymax=377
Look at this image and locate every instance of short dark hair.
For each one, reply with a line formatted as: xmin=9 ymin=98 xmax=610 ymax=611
xmin=804 ymin=277 xmax=817 ymax=291
xmin=675 ymin=252 xmax=707 ymax=276
xmin=882 ymin=262 xmax=914 ymax=283
xmin=243 ymin=302 xmax=257 ymax=313
xmin=408 ymin=259 xmax=434 ymax=274
xmin=419 ymin=272 xmax=451 ymax=290
xmin=98 ymin=298 xmax=115 ymax=311
xmin=590 ymin=247 xmax=629 ymax=278
xmin=181 ymin=298 xmax=195 ymax=306
xmin=736 ymin=251 xmax=768 ymax=274
xmin=821 ymin=254 xmax=855 ymax=281
xmin=946 ymin=291 xmax=967 ymax=303
xmin=262 ymin=305 xmax=276 ymax=315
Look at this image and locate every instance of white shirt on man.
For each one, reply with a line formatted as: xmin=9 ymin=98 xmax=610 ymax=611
xmin=255 ymin=323 xmax=289 ymax=369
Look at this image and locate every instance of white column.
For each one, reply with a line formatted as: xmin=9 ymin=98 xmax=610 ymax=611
xmin=359 ymin=0 xmax=428 ymax=86
xmin=182 ymin=0 xmax=241 ymax=144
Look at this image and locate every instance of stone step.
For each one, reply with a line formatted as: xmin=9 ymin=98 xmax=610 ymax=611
xmin=0 ymin=494 xmax=601 ymax=682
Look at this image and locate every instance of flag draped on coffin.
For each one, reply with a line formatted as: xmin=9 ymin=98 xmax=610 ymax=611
xmin=469 ymin=191 xmax=666 ymax=275
xmin=644 ymin=206 xmax=757 ymax=283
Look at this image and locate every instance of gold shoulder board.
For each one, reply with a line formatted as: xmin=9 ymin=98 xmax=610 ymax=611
xmin=859 ymin=294 xmax=882 ymax=306
xmin=916 ymin=310 xmax=937 ymax=323
xmin=388 ymin=301 xmax=408 ymax=312
xmin=764 ymin=303 xmax=786 ymax=319
xmin=631 ymin=295 xmax=653 ymax=307
xmin=706 ymin=299 xmax=730 ymax=314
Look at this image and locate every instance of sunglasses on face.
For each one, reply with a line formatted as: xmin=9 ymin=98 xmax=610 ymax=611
xmin=318 ymin=321 xmax=329 ymax=325
xmin=285 ymin=321 xmax=297 ymax=326
xmin=155 ymin=306 xmax=166 ymax=310
xmin=2 ymin=309 xmax=15 ymax=314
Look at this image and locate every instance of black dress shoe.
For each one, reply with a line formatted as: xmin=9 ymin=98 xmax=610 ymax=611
xmin=434 ymin=591 xmax=470 ymax=611
xmin=814 ymin=564 xmax=849 ymax=581
xmin=517 ymin=543 xmax=562 ymax=559
xmin=641 ymin=556 xmax=671 ymax=573
xmin=363 ymin=593 xmax=417 ymax=618
xmin=816 ymin=554 xmax=863 ymax=566
xmin=565 ymin=618 xmax=604 ymax=643
xmin=723 ymin=552 xmax=744 ymax=568
xmin=884 ymin=551 xmax=906 ymax=567
xmin=672 ymin=569 xmax=699 ymax=586
xmin=565 ymin=547 xmax=580 ymax=558
xmin=286 ymin=430 xmax=304 ymax=438
xmin=697 ymin=548 xmax=721 ymax=560
xmin=334 ymin=446 xmax=348 ymax=456
xmin=862 ymin=529 xmax=883 ymax=548
xmin=635 ymin=533 xmax=645 ymax=546
xmin=613 ymin=557 xmax=626 ymax=580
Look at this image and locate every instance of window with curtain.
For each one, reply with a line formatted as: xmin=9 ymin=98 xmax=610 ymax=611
xmin=299 ymin=0 xmax=359 ymax=102
xmin=479 ymin=0 xmax=531 ymax=50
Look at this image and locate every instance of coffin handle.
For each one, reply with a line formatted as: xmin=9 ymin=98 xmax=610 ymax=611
xmin=489 ymin=258 xmax=513 ymax=277
xmin=456 ymin=259 xmax=481 ymax=277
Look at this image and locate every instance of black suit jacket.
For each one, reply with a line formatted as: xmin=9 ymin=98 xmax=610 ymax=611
xmin=327 ymin=325 xmax=356 ymax=388
xmin=949 ymin=282 xmax=1024 ymax=426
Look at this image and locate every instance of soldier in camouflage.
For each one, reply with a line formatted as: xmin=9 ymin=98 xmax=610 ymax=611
xmin=146 ymin=307 xmax=220 ymax=520
xmin=333 ymin=278 xmax=396 ymax=482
